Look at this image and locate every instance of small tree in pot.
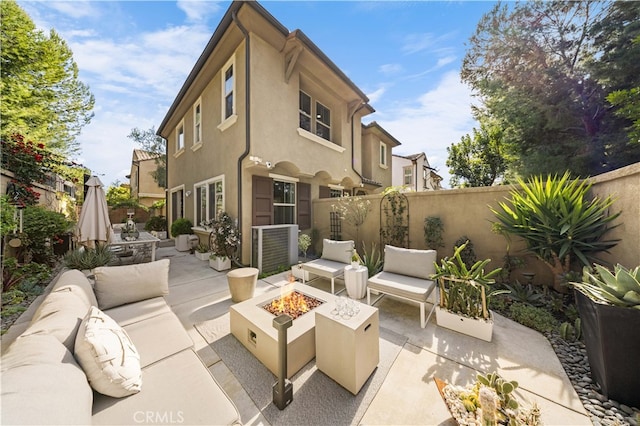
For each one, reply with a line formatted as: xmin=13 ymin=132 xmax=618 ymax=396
xmin=170 ymin=218 xmax=194 ymax=252
xmin=208 ymin=212 xmax=240 ymax=271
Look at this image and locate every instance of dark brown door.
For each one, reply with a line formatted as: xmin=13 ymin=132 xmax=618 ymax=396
xmin=252 ymin=175 xmax=273 ymax=226
xmin=297 ymin=182 xmax=311 ymax=230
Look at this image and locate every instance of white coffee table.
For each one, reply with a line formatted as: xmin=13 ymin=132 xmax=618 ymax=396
xmin=315 ymin=301 xmax=379 ymax=394
xmin=344 ymin=265 xmax=368 ymax=299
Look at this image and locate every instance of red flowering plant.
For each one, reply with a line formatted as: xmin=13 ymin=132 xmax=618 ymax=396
xmin=1 ymin=133 xmax=82 ymax=207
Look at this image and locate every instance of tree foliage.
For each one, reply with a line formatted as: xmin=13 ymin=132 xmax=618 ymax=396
xmin=446 ymin=121 xmax=507 ymax=187
xmin=128 ymin=127 xmax=167 ymax=188
xmin=461 ymin=1 xmax=640 ymax=179
xmin=0 ymin=1 xmax=94 ymax=156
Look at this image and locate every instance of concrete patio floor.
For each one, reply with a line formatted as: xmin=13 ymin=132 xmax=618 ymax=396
xmin=158 ymin=246 xmax=590 ymax=425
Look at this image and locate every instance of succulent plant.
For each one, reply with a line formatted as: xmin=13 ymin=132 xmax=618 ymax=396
xmin=476 ymin=371 xmax=519 ymax=412
xmin=571 ymin=263 xmax=640 ymax=309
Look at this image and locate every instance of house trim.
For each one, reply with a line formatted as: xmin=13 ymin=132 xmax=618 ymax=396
xmin=297 ymin=128 xmax=346 ymax=153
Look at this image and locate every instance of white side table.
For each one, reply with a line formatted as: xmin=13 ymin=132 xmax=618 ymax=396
xmin=344 ymin=265 xmax=368 ymax=299
xmin=315 ymin=303 xmax=379 ymax=394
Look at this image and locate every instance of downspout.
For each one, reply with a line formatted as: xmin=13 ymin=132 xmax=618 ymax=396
xmin=350 ymin=103 xmax=368 ymax=190
xmin=233 ymin=11 xmax=250 ymax=265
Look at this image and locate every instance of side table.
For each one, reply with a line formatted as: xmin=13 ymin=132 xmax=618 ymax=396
xmin=344 ymin=265 xmax=368 ymax=299
xmin=315 ymin=302 xmax=379 ymax=395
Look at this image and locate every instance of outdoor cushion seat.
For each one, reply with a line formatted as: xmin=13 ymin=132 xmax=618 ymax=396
xmin=368 ymin=245 xmax=437 ymax=328
xmin=302 ymin=239 xmax=354 ymax=294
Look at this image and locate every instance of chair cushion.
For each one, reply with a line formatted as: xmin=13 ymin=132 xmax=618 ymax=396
xmin=302 ymin=258 xmax=349 ymax=278
xmin=321 ymin=239 xmax=354 ymax=264
xmin=93 ymin=259 xmax=170 ymax=309
xmin=368 ymin=271 xmax=436 ymax=301
xmin=383 ymin=245 xmax=437 ymax=279
xmin=75 ymin=306 xmax=142 ymax=397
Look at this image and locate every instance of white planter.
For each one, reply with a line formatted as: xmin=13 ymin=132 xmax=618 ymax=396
xmin=209 ymin=256 xmax=231 ymax=271
xmin=175 ymin=234 xmax=196 ymax=252
xmin=435 ymin=306 xmax=494 ymax=342
xmin=195 ymin=251 xmax=210 ymax=261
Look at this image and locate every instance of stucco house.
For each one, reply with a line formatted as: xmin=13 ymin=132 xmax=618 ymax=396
xmin=157 ymin=0 xmax=401 ymax=264
xmin=127 ymin=149 xmax=165 ymax=213
xmin=392 ymin=152 xmax=443 ymax=191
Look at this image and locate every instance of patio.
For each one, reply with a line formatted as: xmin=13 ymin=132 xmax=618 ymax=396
xmin=158 ymin=246 xmax=591 ymax=425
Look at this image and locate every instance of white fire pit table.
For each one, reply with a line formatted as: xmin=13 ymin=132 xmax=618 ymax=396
xmin=229 ymin=283 xmax=337 ymax=378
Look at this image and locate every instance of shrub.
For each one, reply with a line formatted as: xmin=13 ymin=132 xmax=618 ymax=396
xmin=145 ymin=215 xmax=167 ymax=232
xmin=170 ymin=218 xmax=193 ymax=237
xmin=2 ymin=257 xmax=51 ymax=293
xmin=508 ymin=302 xmax=558 ymax=333
xmin=424 ymin=216 xmax=445 ymax=250
xmin=21 ymin=205 xmax=73 ymax=264
xmin=63 ymin=245 xmax=114 ymax=270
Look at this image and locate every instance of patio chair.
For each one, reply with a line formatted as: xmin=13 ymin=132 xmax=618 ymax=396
xmin=367 ymin=245 xmax=437 ymax=328
xmin=302 ymin=239 xmax=354 ymax=294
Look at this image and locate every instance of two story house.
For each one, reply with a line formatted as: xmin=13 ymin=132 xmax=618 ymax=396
xmin=127 ymin=149 xmax=165 ymax=213
xmin=157 ymin=0 xmax=400 ymax=263
xmin=392 ymin=152 xmax=443 ymax=191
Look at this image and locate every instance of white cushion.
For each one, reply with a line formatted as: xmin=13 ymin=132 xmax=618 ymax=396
xmin=321 ymin=239 xmax=354 ymax=264
xmin=383 ymin=245 xmax=437 ymax=279
xmin=93 ymin=259 xmax=170 ymax=309
xmin=74 ymin=306 xmax=142 ymax=397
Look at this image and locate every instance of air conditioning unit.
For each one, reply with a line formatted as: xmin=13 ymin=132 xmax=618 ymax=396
xmin=251 ymin=225 xmax=298 ymax=275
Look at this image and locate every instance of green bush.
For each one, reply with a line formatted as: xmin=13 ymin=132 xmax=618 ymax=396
xmin=21 ymin=205 xmax=73 ymax=264
xmin=145 ymin=215 xmax=167 ymax=232
xmin=63 ymin=245 xmax=114 ymax=270
xmin=2 ymin=257 xmax=51 ymax=293
xmin=508 ymin=302 xmax=558 ymax=333
xmin=170 ymin=218 xmax=193 ymax=237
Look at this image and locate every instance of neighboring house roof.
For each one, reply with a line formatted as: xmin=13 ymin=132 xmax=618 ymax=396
xmin=362 ymin=121 xmax=402 ymax=147
xmin=157 ymin=0 xmax=374 ymax=136
xmin=133 ymin=149 xmax=161 ymax=162
xmin=394 ymin=152 xmax=426 ymax=162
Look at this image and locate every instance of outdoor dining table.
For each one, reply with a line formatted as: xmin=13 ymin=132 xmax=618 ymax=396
xmin=109 ymin=231 xmax=161 ymax=262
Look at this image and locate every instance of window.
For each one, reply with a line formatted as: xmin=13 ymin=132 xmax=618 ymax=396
xmin=223 ymin=62 xmax=234 ymax=120
xmin=195 ymin=176 xmax=224 ymax=227
xmin=299 ymin=91 xmax=331 ymax=142
xmin=403 ymin=166 xmax=413 ymax=186
xmin=330 ymin=189 xmax=343 ymax=198
xmin=193 ymin=101 xmax=201 ymax=145
xmin=273 ymin=180 xmax=296 ymax=225
xmin=379 ymin=142 xmax=387 ymax=167
xmin=176 ymin=123 xmax=184 ymax=152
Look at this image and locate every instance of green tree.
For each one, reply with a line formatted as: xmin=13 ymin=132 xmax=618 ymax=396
xmin=0 ymin=1 xmax=94 ymax=155
xmin=128 ymin=127 xmax=167 ymax=188
xmin=446 ymin=122 xmax=507 ymax=187
xmin=461 ymin=1 xmax=639 ymax=178
xmin=106 ymin=182 xmax=134 ymax=207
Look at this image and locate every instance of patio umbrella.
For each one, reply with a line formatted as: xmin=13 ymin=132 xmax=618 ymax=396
xmin=76 ymin=176 xmax=115 ymax=248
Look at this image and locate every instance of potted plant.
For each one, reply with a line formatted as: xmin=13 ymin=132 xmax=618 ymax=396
xmin=62 ymin=244 xmax=114 ymax=274
xmin=194 ymin=242 xmax=210 ymax=261
xmin=291 ymin=233 xmax=312 ymax=281
xmin=171 ymin=218 xmax=194 ymax=252
xmin=208 ymin=212 xmax=239 ymax=271
xmin=570 ymin=263 xmax=640 ymax=408
xmin=145 ymin=215 xmax=167 ymax=240
xmin=431 ymin=241 xmax=505 ymax=342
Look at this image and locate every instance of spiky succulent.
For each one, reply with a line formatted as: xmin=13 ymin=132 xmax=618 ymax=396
xmin=572 ymin=264 xmax=640 ymax=309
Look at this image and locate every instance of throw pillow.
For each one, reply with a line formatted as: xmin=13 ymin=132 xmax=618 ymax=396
xmin=74 ymin=306 xmax=142 ymax=397
xmin=93 ymin=258 xmax=170 ymax=309
xmin=383 ymin=245 xmax=437 ymax=279
xmin=321 ymin=239 xmax=354 ymax=264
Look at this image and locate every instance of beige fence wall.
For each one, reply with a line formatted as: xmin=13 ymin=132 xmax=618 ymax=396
xmin=311 ymin=162 xmax=640 ymax=287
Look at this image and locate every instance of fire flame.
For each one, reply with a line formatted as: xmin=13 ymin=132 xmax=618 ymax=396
xmin=270 ymin=292 xmax=309 ymax=315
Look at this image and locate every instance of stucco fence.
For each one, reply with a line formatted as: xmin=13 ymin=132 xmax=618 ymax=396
xmin=310 ymin=162 xmax=640 ymax=288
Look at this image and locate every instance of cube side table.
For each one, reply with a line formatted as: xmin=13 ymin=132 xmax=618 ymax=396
xmin=315 ymin=303 xmax=379 ymax=394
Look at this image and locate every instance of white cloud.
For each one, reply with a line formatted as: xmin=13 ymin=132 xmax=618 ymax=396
xmin=402 ymin=33 xmax=435 ymax=54
xmin=375 ymin=71 xmax=478 ymax=188
xmin=367 ymin=87 xmax=386 ymax=104
xmin=379 ymin=63 xmax=403 ymax=75
xmin=435 ymin=55 xmax=456 ymax=68
xmin=177 ymin=0 xmax=223 ymax=23
xmin=43 ymin=1 xmax=98 ymax=19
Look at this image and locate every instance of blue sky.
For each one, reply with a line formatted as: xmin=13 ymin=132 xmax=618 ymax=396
xmin=19 ymin=1 xmax=498 ymax=189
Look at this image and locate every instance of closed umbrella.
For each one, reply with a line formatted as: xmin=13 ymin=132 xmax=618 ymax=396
xmin=76 ymin=176 xmax=115 ymax=248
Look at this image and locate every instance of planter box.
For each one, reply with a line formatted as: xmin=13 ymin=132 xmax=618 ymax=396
xmin=209 ymin=256 xmax=231 ymax=271
xmin=435 ymin=306 xmax=493 ymax=342
xmin=175 ymin=234 xmax=197 ymax=252
xmin=575 ymin=291 xmax=640 ymax=408
xmin=195 ymin=252 xmax=210 ymax=261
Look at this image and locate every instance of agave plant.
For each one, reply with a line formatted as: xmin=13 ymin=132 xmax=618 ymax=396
xmin=491 ymin=172 xmax=621 ymax=292
xmin=571 ymin=264 xmax=640 ymax=309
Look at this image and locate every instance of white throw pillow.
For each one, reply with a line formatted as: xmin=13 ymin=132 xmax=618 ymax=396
xmin=74 ymin=306 xmax=142 ymax=397
xmin=383 ymin=245 xmax=437 ymax=279
xmin=321 ymin=239 xmax=354 ymax=264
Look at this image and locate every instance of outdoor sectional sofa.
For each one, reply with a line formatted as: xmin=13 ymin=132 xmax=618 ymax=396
xmin=1 ymin=259 xmax=241 ymax=425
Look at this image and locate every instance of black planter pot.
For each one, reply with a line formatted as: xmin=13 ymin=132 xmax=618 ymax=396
xmin=575 ymin=291 xmax=640 ymax=408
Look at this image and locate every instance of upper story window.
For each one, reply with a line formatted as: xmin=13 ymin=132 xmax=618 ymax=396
xmin=195 ymin=176 xmax=224 ymax=227
xmin=379 ymin=141 xmax=388 ymax=167
xmin=224 ymin=62 xmax=234 ymax=120
xmin=193 ymin=100 xmax=202 ymax=145
xmin=176 ymin=122 xmax=184 ymax=152
xmin=403 ymin=166 xmax=413 ymax=186
xmin=299 ymin=91 xmax=331 ymax=142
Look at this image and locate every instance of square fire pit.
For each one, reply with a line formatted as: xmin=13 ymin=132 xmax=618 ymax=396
xmin=229 ymin=283 xmax=336 ymax=377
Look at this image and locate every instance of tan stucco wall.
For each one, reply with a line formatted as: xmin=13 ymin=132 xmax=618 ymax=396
xmin=311 ymin=163 xmax=640 ymax=287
